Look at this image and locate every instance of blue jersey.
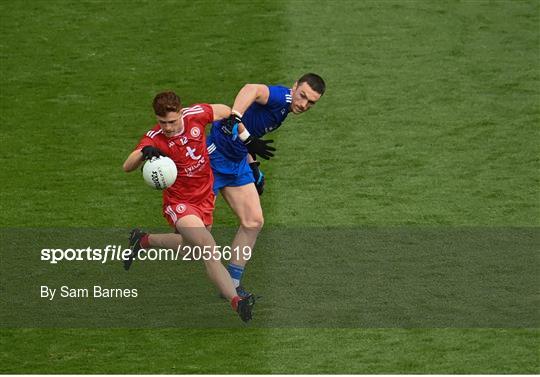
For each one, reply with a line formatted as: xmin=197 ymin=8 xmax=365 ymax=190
xmin=207 ymin=85 xmax=292 ymax=162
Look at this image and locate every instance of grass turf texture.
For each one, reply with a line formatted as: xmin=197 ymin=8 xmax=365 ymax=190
xmin=1 ymin=0 xmax=539 ymax=374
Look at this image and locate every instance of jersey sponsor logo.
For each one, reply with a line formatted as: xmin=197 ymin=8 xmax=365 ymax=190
xmin=185 ymin=146 xmax=202 ymax=161
xmin=184 ymin=156 xmax=206 ymax=177
xmin=281 ymin=108 xmax=286 ymax=115
xmin=190 ymin=127 xmax=201 ymax=138
xmin=175 ymin=204 xmax=186 ymax=214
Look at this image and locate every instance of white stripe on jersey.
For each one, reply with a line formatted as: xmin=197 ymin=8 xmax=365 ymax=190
xmin=181 ymin=105 xmax=204 ymax=118
xmin=182 ymin=109 xmax=204 ymax=119
xmin=146 ymin=129 xmax=163 ymax=138
xmin=165 ymin=205 xmax=177 ymax=224
xmin=207 ymin=143 xmax=216 ymax=154
xmin=182 ymin=105 xmax=203 ymax=113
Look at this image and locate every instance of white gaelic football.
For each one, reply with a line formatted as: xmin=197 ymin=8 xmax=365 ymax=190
xmin=142 ymin=156 xmax=177 ymax=190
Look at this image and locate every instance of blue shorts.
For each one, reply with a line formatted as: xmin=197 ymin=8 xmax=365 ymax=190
xmin=208 ymin=147 xmax=254 ymax=195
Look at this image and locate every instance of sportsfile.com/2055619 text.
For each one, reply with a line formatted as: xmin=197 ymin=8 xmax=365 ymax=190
xmin=40 ymin=245 xmax=252 ymax=264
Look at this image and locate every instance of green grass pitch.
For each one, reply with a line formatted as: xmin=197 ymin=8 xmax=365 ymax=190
xmin=1 ymin=0 xmax=539 ymax=373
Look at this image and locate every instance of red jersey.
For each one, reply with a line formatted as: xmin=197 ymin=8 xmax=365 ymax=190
xmin=136 ymin=104 xmax=214 ymax=205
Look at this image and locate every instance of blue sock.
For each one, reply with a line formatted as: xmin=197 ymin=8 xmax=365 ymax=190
xmin=227 ymin=263 xmax=244 ymax=288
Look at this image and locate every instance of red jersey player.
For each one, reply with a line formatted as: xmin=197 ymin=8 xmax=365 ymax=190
xmin=122 ymin=91 xmax=255 ymax=322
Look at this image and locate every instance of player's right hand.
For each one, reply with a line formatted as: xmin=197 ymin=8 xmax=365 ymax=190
xmin=221 ymin=113 xmax=243 ymax=136
xmin=141 ymin=146 xmax=166 ymax=160
xmin=244 ymin=136 xmax=275 ymax=160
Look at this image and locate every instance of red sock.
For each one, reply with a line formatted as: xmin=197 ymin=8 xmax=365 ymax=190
xmin=231 ymin=295 xmax=241 ymax=311
xmin=140 ymin=234 xmax=150 ymax=248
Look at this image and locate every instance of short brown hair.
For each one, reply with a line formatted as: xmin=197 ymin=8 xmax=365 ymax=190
xmin=298 ymin=73 xmax=326 ymax=96
xmin=152 ymin=91 xmax=182 ymax=116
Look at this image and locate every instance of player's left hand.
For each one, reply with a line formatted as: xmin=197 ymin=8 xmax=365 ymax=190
xmin=249 ymin=161 xmax=265 ymax=195
xmin=244 ymin=136 xmax=275 ymax=160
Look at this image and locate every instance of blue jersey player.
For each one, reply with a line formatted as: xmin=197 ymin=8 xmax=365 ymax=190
xmin=206 ymin=84 xmax=291 ymax=190
xmin=127 ymin=73 xmax=325 ymax=299
xmin=207 ymin=73 xmax=326 ymax=296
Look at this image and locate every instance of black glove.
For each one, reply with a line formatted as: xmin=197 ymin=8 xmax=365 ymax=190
xmin=221 ymin=113 xmax=243 ymax=136
xmin=244 ymin=135 xmax=275 ymax=160
xmin=249 ymin=161 xmax=265 ymax=195
xmin=141 ymin=146 xmax=166 ymax=160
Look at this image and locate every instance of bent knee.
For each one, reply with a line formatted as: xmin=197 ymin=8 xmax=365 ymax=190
xmin=240 ymin=215 xmax=264 ymax=231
